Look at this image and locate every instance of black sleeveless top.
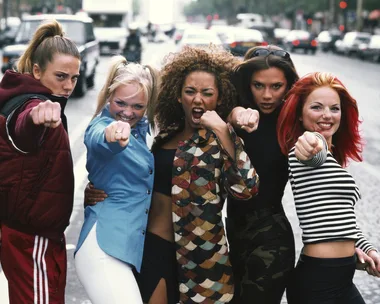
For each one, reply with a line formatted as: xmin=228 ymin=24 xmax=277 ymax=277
xmin=153 ymin=147 xmax=176 ymax=196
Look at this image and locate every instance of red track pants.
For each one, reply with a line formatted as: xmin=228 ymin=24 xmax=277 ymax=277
xmin=0 ymin=224 xmax=67 ymax=304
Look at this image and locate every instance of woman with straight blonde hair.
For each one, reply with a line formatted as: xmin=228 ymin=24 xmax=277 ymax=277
xmin=74 ymin=55 xmax=160 ymax=303
xmin=0 ymin=19 xmax=80 ymax=303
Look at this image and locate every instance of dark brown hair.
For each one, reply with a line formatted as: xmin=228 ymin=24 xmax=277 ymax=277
xmin=233 ymin=45 xmax=299 ymax=109
xmin=155 ymin=45 xmax=240 ymax=130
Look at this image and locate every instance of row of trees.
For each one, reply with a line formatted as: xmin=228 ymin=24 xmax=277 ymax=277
xmin=184 ymin=0 xmax=379 ymax=22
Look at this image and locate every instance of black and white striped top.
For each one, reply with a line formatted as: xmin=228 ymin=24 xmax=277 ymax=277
xmin=288 ymin=147 xmax=375 ymax=253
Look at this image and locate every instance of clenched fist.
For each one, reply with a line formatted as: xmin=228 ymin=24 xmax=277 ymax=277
xmin=105 ymin=121 xmax=131 ymax=147
xmin=236 ymin=108 xmax=259 ymax=133
xmin=295 ymin=131 xmax=324 ymax=161
xmin=29 ymin=100 xmax=62 ymax=128
xmin=200 ymin=110 xmax=226 ymax=132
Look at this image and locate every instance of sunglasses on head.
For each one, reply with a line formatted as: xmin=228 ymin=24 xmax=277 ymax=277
xmin=249 ymin=48 xmax=290 ymax=60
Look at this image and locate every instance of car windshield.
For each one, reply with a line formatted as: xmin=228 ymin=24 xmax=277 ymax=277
xmin=15 ymin=20 xmax=85 ymax=45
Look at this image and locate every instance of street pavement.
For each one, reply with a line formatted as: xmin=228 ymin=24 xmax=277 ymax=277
xmin=1 ymin=40 xmax=380 ymax=303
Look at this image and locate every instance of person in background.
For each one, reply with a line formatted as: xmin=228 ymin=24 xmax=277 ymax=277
xmin=85 ymin=45 xmax=260 ymax=304
xmin=226 ymin=45 xmax=299 ymax=303
xmin=0 ymin=19 xmax=80 ymax=303
xmin=124 ymin=23 xmax=142 ymax=63
xmin=277 ymin=71 xmax=380 ymax=303
xmin=74 ymin=56 xmax=159 ymax=304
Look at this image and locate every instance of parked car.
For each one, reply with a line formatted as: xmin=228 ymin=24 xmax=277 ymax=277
xmin=283 ymin=30 xmax=318 ymax=54
xmin=0 ymin=17 xmax=21 ymax=48
xmin=177 ymin=28 xmax=223 ymax=51
xmin=173 ymin=23 xmax=191 ymax=44
xmin=335 ymin=31 xmax=371 ymax=56
xmin=273 ymin=28 xmax=290 ymax=47
xmin=357 ymin=35 xmax=380 ymax=62
xmin=210 ymin=26 xmax=265 ymax=56
xmin=229 ymin=28 xmax=264 ymax=56
xmin=153 ymin=30 xmax=170 ymax=43
xmin=317 ymin=30 xmax=343 ymax=53
xmin=1 ymin=14 xmax=100 ymax=97
xmin=94 ymin=26 xmax=127 ymax=55
xmin=249 ymin=23 xmax=275 ymax=45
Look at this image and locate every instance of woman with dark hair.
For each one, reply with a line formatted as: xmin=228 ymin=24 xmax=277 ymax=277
xmin=138 ymin=45 xmax=259 ymax=304
xmin=0 ymin=19 xmax=80 ymax=303
xmin=226 ymin=45 xmax=299 ymax=303
xmin=277 ymin=71 xmax=380 ymax=303
xmin=85 ymin=45 xmax=260 ymax=304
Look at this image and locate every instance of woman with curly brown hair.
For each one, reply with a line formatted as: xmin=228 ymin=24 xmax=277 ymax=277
xmin=148 ymin=45 xmax=259 ymax=304
xmin=85 ymin=45 xmax=260 ymax=304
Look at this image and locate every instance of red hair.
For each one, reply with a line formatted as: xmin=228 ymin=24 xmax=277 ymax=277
xmin=277 ymin=72 xmax=363 ymax=167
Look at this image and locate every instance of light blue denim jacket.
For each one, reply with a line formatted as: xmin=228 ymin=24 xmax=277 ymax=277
xmin=75 ymin=105 xmax=154 ymax=272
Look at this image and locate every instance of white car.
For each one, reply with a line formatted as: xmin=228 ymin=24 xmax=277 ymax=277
xmin=177 ymin=28 xmax=223 ymax=51
xmin=94 ymin=27 xmax=128 ymax=55
xmin=335 ymin=31 xmax=371 ymax=56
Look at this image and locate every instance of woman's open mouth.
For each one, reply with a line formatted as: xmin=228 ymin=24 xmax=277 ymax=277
xmin=191 ymin=108 xmax=204 ymax=124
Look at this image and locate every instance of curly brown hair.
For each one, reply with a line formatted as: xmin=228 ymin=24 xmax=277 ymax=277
xmin=155 ymin=45 xmax=240 ymax=130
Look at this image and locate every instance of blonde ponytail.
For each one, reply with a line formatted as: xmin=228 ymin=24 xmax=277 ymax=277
xmin=93 ymin=56 xmax=128 ymax=119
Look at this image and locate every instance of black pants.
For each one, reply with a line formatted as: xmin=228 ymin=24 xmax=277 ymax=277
xmin=286 ymin=253 xmax=366 ymax=304
xmin=133 ymin=232 xmax=179 ymax=304
xmin=226 ymin=209 xmax=295 ymax=304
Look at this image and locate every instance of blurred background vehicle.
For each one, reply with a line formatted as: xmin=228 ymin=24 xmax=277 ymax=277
xmin=1 ymin=14 xmax=99 ymax=97
xmin=317 ymin=29 xmax=343 ymax=53
xmin=249 ymin=23 xmax=275 ymax=45
xmin=82 ymin=0 xmax=130 ymax=55
xmin=155 ymin=23 xmax=176 ymax=38
xmin=173 ymin=23 xmax=191 ymax=44
xmin=235 ymin=13 xmax=264 ymax=28
xmin=357 ymin=35 xmax=380 ymax=62
xmin=0 ymin=17 xmax=21 ymax=48
xmin=273 ymin=28 xmax=290 ymax=47
xmin=209 ymin=25 xmax=236 ymax=50
xmin=153 ymin=29 xmax=170 ymax=43
xmin=335 ymin=31 xmax=372 ymax=56
xmin=229 ymin=28 xmax=265 ymax=56
xmin=177 ymin=28 xmax=222 ymax=51
xmin=283 ymin=30 xmax=318 ymax=54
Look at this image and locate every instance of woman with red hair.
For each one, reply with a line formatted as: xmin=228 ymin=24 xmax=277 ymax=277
xmin=277 ymin=72 xmax=380 ymax=303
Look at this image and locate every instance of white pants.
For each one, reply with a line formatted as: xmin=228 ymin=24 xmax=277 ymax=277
xmin=75 ymin=223 xmax=143 ymax=304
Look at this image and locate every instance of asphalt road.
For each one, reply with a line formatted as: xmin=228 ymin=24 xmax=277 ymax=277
xmin=1 ymin=40 xmax=379 ymax=303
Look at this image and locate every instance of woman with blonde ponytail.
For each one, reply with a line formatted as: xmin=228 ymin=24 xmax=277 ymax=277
xmin=74 ymin=55 xmax=160 ymax=303
xmin=0 ymin=19 xmax=80 ymax=303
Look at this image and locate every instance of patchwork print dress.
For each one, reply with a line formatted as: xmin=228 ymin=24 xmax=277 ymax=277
xmin=154 ymin=125 xmax=259 ymax=303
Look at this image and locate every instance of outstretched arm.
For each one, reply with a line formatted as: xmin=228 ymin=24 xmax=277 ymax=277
xmin=227 ymin=107 xmax=259 ymax=133
xmin=11 ymin=99 xmax=62 ymax=152
xmin=295 ymin=131 xmax=328 ymax=167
